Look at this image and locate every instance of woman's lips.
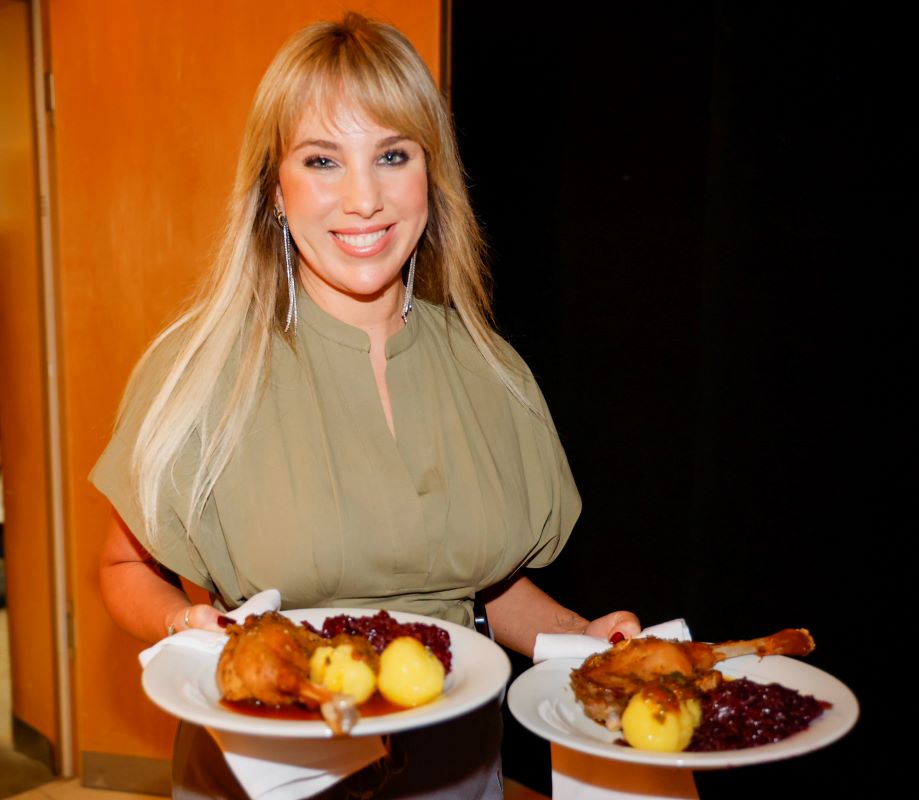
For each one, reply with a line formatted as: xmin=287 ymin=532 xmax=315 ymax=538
xmin=330 ymin=224 xmax=394 ymax=256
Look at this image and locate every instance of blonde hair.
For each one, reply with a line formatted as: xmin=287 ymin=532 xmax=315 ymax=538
xmin=125 ymin=13 xmax=529 ymax=542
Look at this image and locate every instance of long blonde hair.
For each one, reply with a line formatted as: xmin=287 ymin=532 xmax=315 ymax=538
xmin=125 ymin=13 xmax=529 ymax=542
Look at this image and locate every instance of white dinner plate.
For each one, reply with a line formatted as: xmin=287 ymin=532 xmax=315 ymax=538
xmin=142 ymin=608 xmax=510 ymax=738
xmin=507 ymin=654 xmax=858 ymax=769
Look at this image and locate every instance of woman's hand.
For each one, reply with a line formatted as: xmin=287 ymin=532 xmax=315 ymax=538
xmin=584 ymin=610 xmax=641 ymax=642
xmin=484 ymin=575 xmax=640 ymax=658
xmin=164 ymin=603 xmax=225 ymax=635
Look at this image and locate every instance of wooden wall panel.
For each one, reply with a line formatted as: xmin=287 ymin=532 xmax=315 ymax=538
xmin=46 ymin=0 xmax=442 ymax=763
xmin=0 ymin=0 xmax=59 ymax=756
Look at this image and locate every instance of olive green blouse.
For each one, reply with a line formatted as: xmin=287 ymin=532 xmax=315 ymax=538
xmin=91 ymin=295 xmax=581 ymax=628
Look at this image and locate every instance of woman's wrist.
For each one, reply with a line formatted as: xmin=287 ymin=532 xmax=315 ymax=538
xmin=555 ymin=610 xmax=591 ymax=635
xmin=164 ymin=604 xmax=192 ymax=636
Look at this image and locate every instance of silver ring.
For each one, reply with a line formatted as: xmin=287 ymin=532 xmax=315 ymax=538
xmin=184 ymin=607 xmax=192 ymax=629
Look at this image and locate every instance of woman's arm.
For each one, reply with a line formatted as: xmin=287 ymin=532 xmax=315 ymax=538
xmin=483 ymin=575 xmax=640 ymax=658
xmin=99 ymin=511 xmax=222 ymax=643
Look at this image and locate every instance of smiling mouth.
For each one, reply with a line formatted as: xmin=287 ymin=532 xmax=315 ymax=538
xmin=332 ymin=226 xmax=391 ymax=248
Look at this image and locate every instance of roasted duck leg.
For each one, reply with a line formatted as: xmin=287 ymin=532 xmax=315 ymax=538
xmin=217 ymin=611 xmax=359 ymax=735
xmin=571 ymin=628 xmax=814 ymax=731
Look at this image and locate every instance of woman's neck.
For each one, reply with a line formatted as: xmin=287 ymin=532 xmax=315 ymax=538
xmin=300 ymin=273 xmax=406 ymax=348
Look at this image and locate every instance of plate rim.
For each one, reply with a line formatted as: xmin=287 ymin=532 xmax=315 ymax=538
xmin=142 ymin=607 xmax=511 ymax=738
xmin=507 ymin=653 xmax=859 ymax=769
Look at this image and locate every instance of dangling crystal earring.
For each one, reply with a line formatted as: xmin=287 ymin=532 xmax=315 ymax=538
xmin=402 ymin=250 xmax=417 ymax=323
xmin=274 ymin=207 xmax=298 ymax=332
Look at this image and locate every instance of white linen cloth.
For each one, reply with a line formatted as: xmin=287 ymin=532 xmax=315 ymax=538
xmin=535 ymin=619 xmax=698 ymax=800
xmin=139 ymin=589 xmax=386 ymax=799
xmin=210 ymin=730 xmax=387 ymax=800
xmin=533 ymin=618 xmax=691 ymax=664
xmin=138 ymin=588 xmax=283 ymax=668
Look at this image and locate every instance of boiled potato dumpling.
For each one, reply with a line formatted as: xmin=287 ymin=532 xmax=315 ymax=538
xmin=377 ymin=636 xmax=445 ymax=707
xmin=310 ymin=643 xmax=376 ymax=704
xmin=310 ymin=645 xmax=334 ymax=685
xmin=621 ymin=691 xmax=702 ymax=752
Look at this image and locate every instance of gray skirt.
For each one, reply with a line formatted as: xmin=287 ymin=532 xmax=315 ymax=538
xmin=172 ymin=700 xmax=504 ymax=799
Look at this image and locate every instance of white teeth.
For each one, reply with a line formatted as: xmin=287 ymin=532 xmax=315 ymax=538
xmin=333 ymin=228 xmax=389 ymax=247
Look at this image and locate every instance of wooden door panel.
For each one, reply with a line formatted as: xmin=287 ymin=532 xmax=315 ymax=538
xmin=44 ymin=0 xmax=442 ymax=778
xmin=0 ymin=0 xmax=59 ymax=765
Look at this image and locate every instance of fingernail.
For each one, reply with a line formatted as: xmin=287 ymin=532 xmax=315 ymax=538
xmin=217 ymin=615 xmax=233 ymax=628
xmin=609 ymin=631 xmax=625 ymax=644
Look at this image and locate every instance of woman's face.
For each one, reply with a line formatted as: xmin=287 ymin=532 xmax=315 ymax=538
xmin=277 ymin=103 xmax=428 ymax=316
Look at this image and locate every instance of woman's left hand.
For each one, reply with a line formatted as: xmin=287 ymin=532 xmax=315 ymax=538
xmin=484 ymin=576 xmax=642 ymax=657
xmin=584 ymin=610 xmax=641 ymax=642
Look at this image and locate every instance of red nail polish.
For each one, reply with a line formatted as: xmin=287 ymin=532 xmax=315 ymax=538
xmin=609 ymin=631 xmax=625 ymax=644
xmin=217 ymin=615 xmax=233 ymax=628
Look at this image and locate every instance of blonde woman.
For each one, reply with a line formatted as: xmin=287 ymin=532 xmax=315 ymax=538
xmin=93 ymin=14 xmax=638 ymax=799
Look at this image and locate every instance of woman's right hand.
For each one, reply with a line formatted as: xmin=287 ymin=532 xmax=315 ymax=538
xmin=164 ymin=603 xmax=225 ymax=635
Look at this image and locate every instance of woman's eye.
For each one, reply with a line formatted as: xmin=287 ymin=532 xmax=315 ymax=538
xmin=304 ymin=156 xmax=335 ymax=169
xmin=378 ymin=149 xmax=409 ymax=166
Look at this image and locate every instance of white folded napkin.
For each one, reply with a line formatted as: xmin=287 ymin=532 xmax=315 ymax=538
xmin=533 ymin=618 xmax=691 ymax=664
xmin=139 ymin=589 xmax=386 ymax=799
xmin=138 ymin=588 xmax=282 ymax=668
xmin=210 ymin=730 xmax=387 ymax=800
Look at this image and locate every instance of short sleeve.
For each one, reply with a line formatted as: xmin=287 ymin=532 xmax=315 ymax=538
xmin=520 ymin=370 xmax=582 ymax=570
xmin=89 ymin=338 xmax=216 ymax=592
xmin=485 ymin=334 xmax=582 ymax=571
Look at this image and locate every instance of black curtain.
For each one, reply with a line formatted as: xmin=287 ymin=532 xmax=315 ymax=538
xmin=452 ymin=3 xmax=913 ymax=796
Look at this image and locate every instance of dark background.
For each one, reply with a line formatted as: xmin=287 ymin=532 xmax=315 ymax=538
xmin=452 ymin=3 xmax=913 ymax=797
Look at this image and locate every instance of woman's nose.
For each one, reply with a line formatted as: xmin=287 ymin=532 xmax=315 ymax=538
xmin=342 ymin=167 xmax=383 ymax=217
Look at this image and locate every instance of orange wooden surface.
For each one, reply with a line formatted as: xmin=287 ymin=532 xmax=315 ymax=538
xmin=0 ymin=0 xmax=60 ymax=756
xmin=47 ymin=0 xmax=443 ymax=762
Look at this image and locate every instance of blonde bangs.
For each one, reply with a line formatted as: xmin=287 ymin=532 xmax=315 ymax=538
xmin=275 ymin=26 xmax=442 ymax=160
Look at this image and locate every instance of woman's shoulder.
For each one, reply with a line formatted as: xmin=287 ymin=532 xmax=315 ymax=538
xmin=414 ymin=299 xmax=526 ymax=362
xmin=412 ymin=299 xmax=539 ymax=397
xmin=119 ymin=325 xmax=191 ymax=414
xmin=113 ymin=319 xmax=236 ymax=445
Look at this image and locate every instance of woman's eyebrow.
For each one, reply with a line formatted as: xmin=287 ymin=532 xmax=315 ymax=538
xmin=291 ymin=135 xmax=408 ymax=152
xmin=378 ymin=135 xmax=408 ymax=147
xmin=292 ymin=138 xmax=339 ymax=151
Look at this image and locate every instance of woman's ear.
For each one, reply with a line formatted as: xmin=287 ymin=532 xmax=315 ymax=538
xmin=274 ymin=186 xmax=285 ymax=216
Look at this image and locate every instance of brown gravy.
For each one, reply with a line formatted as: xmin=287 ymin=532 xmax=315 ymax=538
xmin=221 ymin=693 xmax=407 ymax=721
